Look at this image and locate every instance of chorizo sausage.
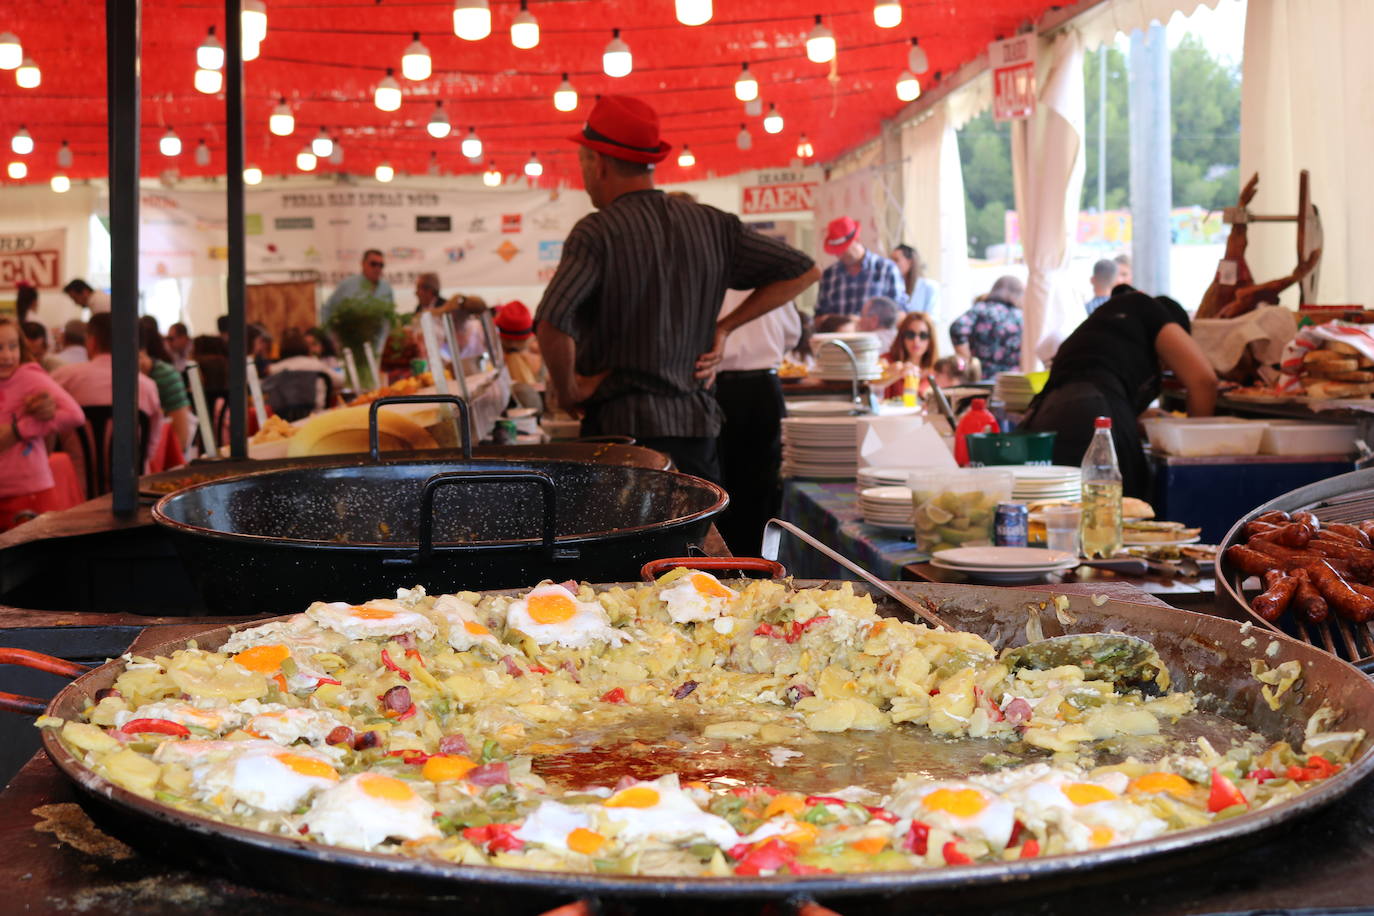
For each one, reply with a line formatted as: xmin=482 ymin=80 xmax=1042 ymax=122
xmin=1289 ymin=568 xmax=1329 ymax=624
xmin=1304 ymin=560 xmax=1374 ymax=623
xmin=1256 ymin=510 xmax=1292 ymax=524
xmin=1294 ymin=511 xmax=1321 ymax=531
xmin=1327 ymin=523 xmax=1371 ymax=548
xmin=1243 ymin=520 xmax=1282 ymax=539
xmin=1226 ymin=544 xmax=1283 ymax=577
xmin=1359 ymin=520 xmax=1374 ymax=541
xmin=1251 ymin=570 xmax=1297 ymax=622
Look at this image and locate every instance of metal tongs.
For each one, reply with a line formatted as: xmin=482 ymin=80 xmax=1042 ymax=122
xmin=761 ymin=518 xmax=952 ymax=629
xmin=818 ymin=338 xmax=880 ymax=416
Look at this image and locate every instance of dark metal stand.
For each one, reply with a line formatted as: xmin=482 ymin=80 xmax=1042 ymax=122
xmin=225 ymin=0 xmax=247 ymax=458
xmin=106 ymin=0 xmax=141 ymax=515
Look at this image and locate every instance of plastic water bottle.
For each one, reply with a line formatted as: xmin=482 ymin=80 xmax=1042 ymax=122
xmin=1080 ymin=416 xmax=1123 ymax=558
xmin=954 ymin=397 xmax=1000 ymax=466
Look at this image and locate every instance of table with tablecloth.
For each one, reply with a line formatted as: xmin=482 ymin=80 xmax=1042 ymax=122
xmin=776 ymin=479 xmax=925 ymax=579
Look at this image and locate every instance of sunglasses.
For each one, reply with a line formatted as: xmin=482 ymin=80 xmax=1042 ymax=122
xmin=903 ymin=329 xmax=931 ymax=341
xmin=366 ymin=260 xmax=385 ymax=268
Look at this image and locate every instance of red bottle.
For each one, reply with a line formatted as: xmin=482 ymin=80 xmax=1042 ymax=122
xmin=954 ymin=397 xmax=1000 ymax=466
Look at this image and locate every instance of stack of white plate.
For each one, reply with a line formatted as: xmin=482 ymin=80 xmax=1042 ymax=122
xmin=812 ymin=333 xmax=884 ymax=381
xmin=858 ymin=485 xmax=914 ymax=530
xmin=857 ymin=466 xmax=924 ymax=489
xmin=787 ymin=399 xmax=857 ymax=418
xmin=781 ymin=416 xmax=860 ymax=478
xmin=1008 ymin=465 xmax=1081 ymax=502
xmin=994 ymin=374 xmax=1038 ymax=410
xmin=930 ymin=546 xmax=1080 ymax=583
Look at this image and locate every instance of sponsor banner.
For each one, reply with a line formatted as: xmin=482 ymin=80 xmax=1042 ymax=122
xmin=0 ymin=228 xmax=65 ymax=290
xmin=989 ymin=35 xmax=1036 ymax=122
xmin=416 ymin=215 xmax=451 ymax=232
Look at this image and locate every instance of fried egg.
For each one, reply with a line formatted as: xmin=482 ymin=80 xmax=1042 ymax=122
xmin=660 ymin=572 xmax=738 ymax=625
xmin=303 ymin=771 xmax=441 ymax=849
xmin=153 ymin=739 xmax=338 ymax=811
xmin=114 ymin=701 xmax=248 ymax=735
xmin=305 ymin=599 xmax=439 ymax=641
xmin=1006 ymin=771 xmax=1167 ymax=851
xmin=505 ymin=583 xmax=628 ymax=649
xmin=244 ymin=706 xmax=349 ymax=747
xmin=598 ymin=775 xmax=739 ymax=847
xmin=221 ymin=614 xmax=334 ymax=654
xmin=512 ymin=800 xmax=595 ymax=852
xmin=432 ymin=594 xmax=502 ymax=652
xmin=891 ymin=780 xmax=1016 ymax=849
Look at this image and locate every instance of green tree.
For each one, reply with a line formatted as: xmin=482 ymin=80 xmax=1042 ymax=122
xmin=957 ymin=112 xmax=1014 ymax=258
xmin=1081 ymin=46 xmax=1131 ymax=212
xmin=1170 ymin=33 xmax=1241 ymax=209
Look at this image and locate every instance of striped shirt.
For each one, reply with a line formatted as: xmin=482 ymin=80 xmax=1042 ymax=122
xmin=536 ymin=189 xmax=814 ymax=438
xmin=816 ymin=250 xmax=908 ymax=316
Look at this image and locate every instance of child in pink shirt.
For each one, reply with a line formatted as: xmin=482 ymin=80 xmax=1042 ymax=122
xmin=0 ymin=317 xmax=84 ymax=531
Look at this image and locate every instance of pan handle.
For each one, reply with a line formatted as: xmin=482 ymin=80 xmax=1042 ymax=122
xmin=368 ymin=394 xmax=472 ymax=461
xmin=387 ymin=469 xmax=576 ymax=568
xmin=0 ymin=649 xmax=93 ymax=717
xmin=640 ymin=556 xmax=787 ymax=582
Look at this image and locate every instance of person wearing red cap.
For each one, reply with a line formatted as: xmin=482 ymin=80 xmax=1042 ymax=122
xmin=535 ymin=94 xmax=819 ymax=482
xmin=815 ymin=216 xmax=908 ymax=317
xmin=494 ymin=301 xmax=543 ymax=388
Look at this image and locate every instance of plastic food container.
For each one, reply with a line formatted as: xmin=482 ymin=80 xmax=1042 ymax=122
xmin=1260 ymin=421 xmax=1359 ymax=456
xmin=1148 ymin=418 xmax=1267 ymax=457
xmin=908 ymin=468 xmax=1013 ymax=554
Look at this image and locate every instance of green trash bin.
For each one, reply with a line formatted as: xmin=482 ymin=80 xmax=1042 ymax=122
xmin=966 ymin=431 xmax=1057 ymax=466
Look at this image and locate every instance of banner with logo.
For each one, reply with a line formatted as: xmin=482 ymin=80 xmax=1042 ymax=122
xmin=138 ymin=186 xmax=593 ymax=296
xmin=0 ymin=227 xmax=65 ymax=291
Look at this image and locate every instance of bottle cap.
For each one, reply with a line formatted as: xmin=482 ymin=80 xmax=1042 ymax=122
xmin=1094 ymin=416 xmax=1112 ymax=429
xmin=971 ymin=398 xmax=986 ymax=410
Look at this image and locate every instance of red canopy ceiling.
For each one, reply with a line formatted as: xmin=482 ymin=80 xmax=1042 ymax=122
xmin=0 ymin=0 xmax=1054 ymax=186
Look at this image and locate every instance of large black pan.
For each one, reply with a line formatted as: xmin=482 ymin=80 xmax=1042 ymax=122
xmin=10 ymin=578 xmax=1374 ymax=915
xmin=151 ymin=397 xmax=726 ymax=615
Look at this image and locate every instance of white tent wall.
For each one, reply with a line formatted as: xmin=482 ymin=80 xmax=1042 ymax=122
xmin=0 ymin=184 xmax=98 ymax=328
xmin=1239 ymin=0 xmax=1374 ymax=311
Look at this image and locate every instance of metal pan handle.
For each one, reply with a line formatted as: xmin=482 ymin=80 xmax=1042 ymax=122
xmin=640 ymin=556 xmax=787 ymax=582
xmin=368 ymin=394 xmax=472 ymax=461
xmin=387 ymin=469 xmax=576 ymax=568
xmin=0 ymin=649 xmax=93 ymax=717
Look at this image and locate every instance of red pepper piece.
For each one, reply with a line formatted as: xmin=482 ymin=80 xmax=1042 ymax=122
xmin=803 ymin=795 xmax=850 ymax=808
xmin=731 ymin=837 xmax=796 ymax=876
xmin=315 ymin=677 xmax=342 ymax=687
xmin=272 ymin=673 xmax=289 ymax=693
xmin=528 ymin=665 xmax=551 ymax=675
xmin=403 ymin=648 xmax=425 ymax=666
xmin=380 ymin=648 xmax=412 ymax=682
xmin=1248 ymin=767 xmax=1276 ymax=784
xmin=1020 ymin=839 xmax=1041 ymax=859
xmin=928 ymin=687 xmax=940 ymax=696
xmin=864 ymin=805 xmax=899 ymax=823
xmin=385 ymin=749 xmax=434 ymax=765
xmin=462 ymin=823 xmax=524 ymax=852
xmin=903 ymin=821 xmax=930 ymax=855
xmin=1007 ymin=819 xmax=1025 ymax=848
xmin=396 ymin=703 xmax=417 ymax=721
xmin=120 ymin=718 xmax=190 ymax=737
xmin=1207 ymin=769 xmax=1248 ymax=812
xmin=942 ymin=841 xmax=972 ymax=865
xmin=599 ymin=687 xmax=627 ymax=704
xmin=785 ymin=615 xmax=830 ymax=643
xmin=754 ymin=623 xmax=778 ymax=638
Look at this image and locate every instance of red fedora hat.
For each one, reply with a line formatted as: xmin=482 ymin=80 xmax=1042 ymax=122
xmin=569 ymin=95 xmax=672 ymax=164
xmin=823 ymin=216 xmax=861 ymax=255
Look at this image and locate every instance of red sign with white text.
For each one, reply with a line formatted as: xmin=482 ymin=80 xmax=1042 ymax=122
xmin=741 ymin=182 xmax=816 ymax=215
xmin=989 ymin=36 xmax=1036 ymax=122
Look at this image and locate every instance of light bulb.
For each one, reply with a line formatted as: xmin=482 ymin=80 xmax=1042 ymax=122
xmin=736 ymin=124 xmax=752 ymax=151
xmin=375 ymin=162 xmax=395 ymax=182
xmin=744 ymin=96 xmax=762 ymax=117
xmin=51 ymin=174 xmax=70 ymax=193
xmin=197 ymin=27 xmax=225 ymax=70
xmin=483 ymin=163 xmax=501 ymax=186
xmin=56 ymin=140 xmax=72 ymax=168
xmin=242 ymin=0 xmax=268 ymax=44
xmin=806 ymin=16 xmax=835 ymax=64
xmin=160 ymin=129 xmax=182 ymax=157
xmin=511 ymin=0 xmax=539 ymax=49
xmin=763 ymin=104 xmax=783 ymax=134
xmin=11 ymin=127 xmax=32 ymax=156
xmin=895 ymin=70 xmax=920 ymax=102
xmin=675 ymin=0 xmax=711 ymax=26
xmin=603 ymin=29 xmax=632 ymax=78
xmin=427 ymin=102 xmax=451 ymax=138
xmin=524 ymin=153 xmax=542 ymax=177
xmin=734 ymin=62 xmax=758 ymax=102
xmin=677 ymin=146 xmax=695 ymax=168
xmin=269 ymin=98 xmax=294 ymax=136
xmin=195 ymin=139 xmax=211 ymax=166
xmin=16 ymin=57 xmax=40 ymax=89
xmin=553 ymin=73 xmax=577 ymax=112
xmin=0 ymin=33 xmax=21 ymax=71
xmin=312 ymin=128 xmax=333 ymax=157
xmin=375 ymin=68 xmax=402 ymax=111
xmin=401 ymin=33 xmax=431 ymax=81
xmin=908 ymin=37 xmax=928 ymax=74
xmin=296 ymin=147 xmax=316 ymax=171
xmin=461 ymin=127 xmax=482 ymax=159
xmin=796 ymin=135 xmax=814 ymax=158
xmin=452 ymin=0 xmax=491 ymax=41
xmin=7 ymin=161 xmax=27 ymax=180
xmin=243 ymin=165 xmax=263 ymax=185
xmin=873 ymin=0 xmax=901 ymax=29
xmin=242 ymin=35 xmax=261 ymax=62
xmin=194 ymin=68 xmax=223 ymax=94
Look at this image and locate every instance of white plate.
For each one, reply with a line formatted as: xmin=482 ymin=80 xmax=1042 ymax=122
xmin=929 ymin=558 xmax=1079 ymax=582
xmin=1122 ymin=534 xmax=1202 ymax=546
xmin=787 ymin=400 xmax=860 ymax=417
xmin=934 ymin=546 xmax=1078 ymax=567
xmin=865 ymin=518 xmax=915 ymax=532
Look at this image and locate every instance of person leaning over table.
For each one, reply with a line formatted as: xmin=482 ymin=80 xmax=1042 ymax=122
xmin=535 ymin=94 xmax=820 ymax=483
xmin=1017 ymin=290 xmax=1217 ymax=500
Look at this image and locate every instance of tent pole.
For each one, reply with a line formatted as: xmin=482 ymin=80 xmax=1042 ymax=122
xmin=226 ymin=0 xmax=247 ymax=458
xmin=107 ymin=0 xmax=141 ymax=516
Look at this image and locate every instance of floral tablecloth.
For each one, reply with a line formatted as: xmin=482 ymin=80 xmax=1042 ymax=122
xmin=775 ymin=480 xmax=924 ymax=581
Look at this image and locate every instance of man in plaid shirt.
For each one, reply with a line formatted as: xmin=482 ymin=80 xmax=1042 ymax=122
xmin=815 ymin=216 xmax=909 ymax=316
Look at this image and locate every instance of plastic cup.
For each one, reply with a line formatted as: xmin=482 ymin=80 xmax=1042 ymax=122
xmin=1042 ymin=505 xmax=1082 ymax=556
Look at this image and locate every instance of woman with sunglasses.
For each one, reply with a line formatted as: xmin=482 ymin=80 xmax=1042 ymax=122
xmin=880 ymin=312 xmax=938 ymax=399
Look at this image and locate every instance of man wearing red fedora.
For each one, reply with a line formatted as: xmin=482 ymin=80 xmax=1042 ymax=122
xmin=815 ymin=215 xmax=908 ymax=317
xmin=536 ymin=95 xmax=819 ymax=483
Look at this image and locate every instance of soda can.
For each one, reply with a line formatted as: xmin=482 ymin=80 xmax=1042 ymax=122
xmin=994 ymin=502 xmax=1029 ymax=547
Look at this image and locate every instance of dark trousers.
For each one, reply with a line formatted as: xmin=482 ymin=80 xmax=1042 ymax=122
xmin=637 ymin=436 xmax=722 ymax=484
xmin=1019 ymin=377 xmax=1151 ymax=499
xmin=713 ymin=370 xmax=785 ymax=557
